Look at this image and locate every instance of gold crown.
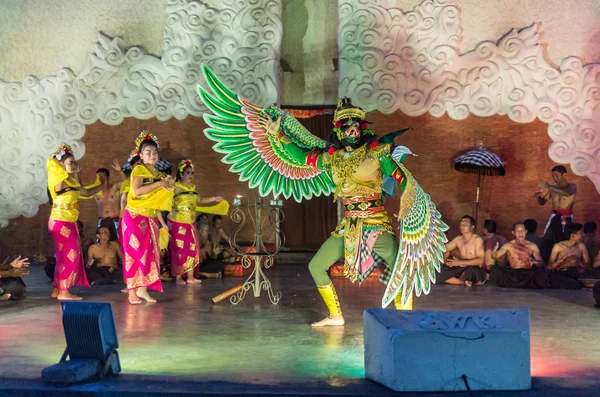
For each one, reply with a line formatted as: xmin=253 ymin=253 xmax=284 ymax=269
xmin=52 ymin=142 xmax=73 ymax=160
xmin=135 ymin=130 xmax=159 ymax=150
xmin=178 ymin=159 xmax=194 ymax=174
xmin=333 ymin=97 xmax=366 ymax=122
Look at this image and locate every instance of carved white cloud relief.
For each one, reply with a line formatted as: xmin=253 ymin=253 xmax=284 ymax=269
xmin=338 ymin=0 xmax=600 ymax=193
xmin=0 ymin=0 xmax=281 ymax=227
xmin=1 ymin=0 xmax=598 ymax=227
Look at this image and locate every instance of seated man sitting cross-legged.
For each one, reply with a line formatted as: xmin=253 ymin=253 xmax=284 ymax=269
xmin=437 ymin=215 xmax=486 ymax=287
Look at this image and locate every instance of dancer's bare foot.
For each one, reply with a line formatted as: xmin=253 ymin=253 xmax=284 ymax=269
xmin=51 ymin=288 xmax=59 ymax=299
xmin=136 ymin=289 xmax=157 ymax=303
xmin=186 ymin=277 xmax=201 ymax=285
xmin=128 ymin=290 xmax=142 ymax=305
xmin=311 ymin=315 xmax=345 ymax=327
xmin=464 ymin=280 xmax=473 ymax=287
xmin=121 ymin=288 xmax=128 ymax=293
xmin=57 ymin=291 xmax=83 ymax=301
xmin=175 ymin=276 xmax=186 ymax=285
xmin=0 ymin=293 xmax=11 ymax=301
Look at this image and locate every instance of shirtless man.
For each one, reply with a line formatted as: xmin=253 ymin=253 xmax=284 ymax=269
xmin=492 ymin=223 xmax=544 ymax=269
xmin=489 ymin=223 xmax=547 ymax=289
xmin=210 ymin=215 xmax=236 ymax=263
xmin=196 ymin=223 xmax=224 ymax=279
xmin=548 ymin=223 xmax=589 ymax=271
xmin=86 ymin=226 xmax=123 ymax=285
xmin=438 ymin=215 xmax=485 ymax=286
xmin=94 ymin=161 xmax=126 ymax=241
xmin=534 ymin=165 xmax=576 ymax=234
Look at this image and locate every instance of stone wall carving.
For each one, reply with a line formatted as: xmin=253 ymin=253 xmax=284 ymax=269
xmin=0 ymin=0 xmax=281 ymax=226
xmin=339 ymin=0 xmax=600 ymax=193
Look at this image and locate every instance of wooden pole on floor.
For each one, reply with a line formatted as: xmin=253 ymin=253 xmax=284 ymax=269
xmin=211 ymin=284 xmax=243 ymax=304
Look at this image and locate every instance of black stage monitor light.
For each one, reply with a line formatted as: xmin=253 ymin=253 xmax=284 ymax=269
xmin=41 ymin=302 xmax=121 ymax=385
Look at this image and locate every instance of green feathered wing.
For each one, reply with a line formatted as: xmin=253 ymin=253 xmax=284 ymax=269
xmin=382 ymin=159 xmax=449 ymax=308
xmin=197 ymin=64 xmax=335 ymax=201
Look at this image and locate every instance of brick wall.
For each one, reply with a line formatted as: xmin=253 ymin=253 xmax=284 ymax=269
xmin=0 ymin=116 xmax=264 ymax=257
xmin=1 ymin=112 xmax=599 ymax=256
xmin=373 ymin=111 xmax=600 ymax=240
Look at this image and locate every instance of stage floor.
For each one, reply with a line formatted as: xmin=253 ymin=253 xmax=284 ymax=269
xmin=1 ymin=261 xmax=600 ymax=396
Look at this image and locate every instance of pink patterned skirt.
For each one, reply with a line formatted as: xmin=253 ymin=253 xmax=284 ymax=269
xmin=169 ymin=220 xmax=200 ymax=276
xmin=121 ymin=209 xmax=162 ymax=291
xmin=48 ymin=219 xmax=90 ymax=290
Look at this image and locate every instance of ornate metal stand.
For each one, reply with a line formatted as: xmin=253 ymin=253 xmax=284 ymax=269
xmin=227 ymin=195 xmax=285 ymax=305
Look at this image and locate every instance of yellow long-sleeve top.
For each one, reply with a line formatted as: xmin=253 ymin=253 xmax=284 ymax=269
xmin=47 ymin=158 xmax=81 ymax=222
xmin=126 ymin=165 xmax=173 ymax=218
xmin=168 ymin=182 xmax=198 ymax=224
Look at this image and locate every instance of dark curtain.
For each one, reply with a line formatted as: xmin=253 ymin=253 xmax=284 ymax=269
xmin=281 ymin=113 xmax=338 ymax=250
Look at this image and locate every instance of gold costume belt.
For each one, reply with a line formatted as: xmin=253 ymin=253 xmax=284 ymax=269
xmin=125 ymin=206 xmax=157 ymax=218
xmin=342 ymin=195 xmax=384 ymax=218
xmin=52 ymin=202 xmax=78 ymax=210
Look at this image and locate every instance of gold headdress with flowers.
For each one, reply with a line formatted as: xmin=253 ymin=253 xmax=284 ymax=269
xmin=178 ymin=159 xmax=194 ymax=174
xmin=332 ymin=98 xmax=372 ymax=140
xmin=52 ymin=142 xmax=74 ymax=160
xmin=333 ymin=97 xmax=366 ymax=123
xmin=135 ymin=130 xmax=159 ymax=150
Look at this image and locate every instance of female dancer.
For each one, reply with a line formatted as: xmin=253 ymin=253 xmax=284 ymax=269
xmin=169 ymin=159 xmax=224 ymax=285
xmin=119 ymin=152 xmax=141 ymax=217
xmin=47 ymin=143 xmax=105 ymax=300
xmin=122 ymin=131 xmax=174 ymax=304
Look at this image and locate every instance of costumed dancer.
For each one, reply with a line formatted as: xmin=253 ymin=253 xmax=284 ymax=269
xmin=119 ymin=151 xmax=141 ymax=249
xmin=168 ymin=159 xmax=227 ymax=285
xmin=197 ymin=65 xmax=448 ymax=326
xmin=119 ymin=151 xmax=142 ymax=217
xmin=116 ymin=152 xmax=141 ymax=294
xmin=122 ymin=131 xmax=174 ymax=305
xmin=47 ymin=143 xmax=106 ymax=300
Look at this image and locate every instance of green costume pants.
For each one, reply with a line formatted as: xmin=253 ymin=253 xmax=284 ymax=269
xmin=308 ymin=232 xmax=398 ymax=286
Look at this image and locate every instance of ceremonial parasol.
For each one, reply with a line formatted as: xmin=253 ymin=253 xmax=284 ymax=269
xmin=154 ymin=158 xmax=172 ymax=174
xmin=454 ymin=144 xmax=505 ymax=224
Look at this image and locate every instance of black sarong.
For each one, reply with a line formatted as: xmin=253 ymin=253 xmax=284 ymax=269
xmin=437 ymin=266 xmax=486 ymax=284
xmin=488 ymin=266 xmax=548 ymax=289
xmin=547 ymin=268 xmax=582 ymax=289
xmin=85 ymin=267 xmax=123 ymax=285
